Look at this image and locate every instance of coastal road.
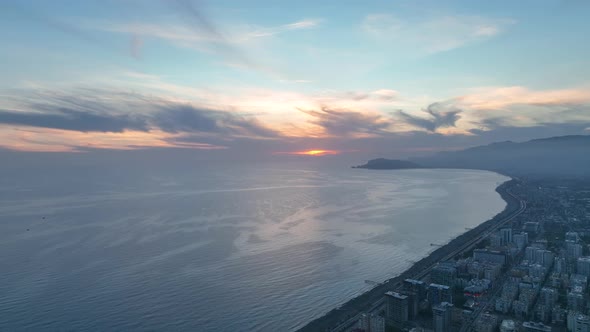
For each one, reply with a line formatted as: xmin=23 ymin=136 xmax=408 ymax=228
xmin=328 ymin=187 xmax=527 ymax=332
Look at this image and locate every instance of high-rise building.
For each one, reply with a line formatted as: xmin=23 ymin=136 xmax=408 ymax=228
xmin=539 ymin=287 xmax=558 ymax=307
xmin=567 ymin=312 xmax=590 ymax=332
xmin=513 ymin=232 xmax=528 ymax=249
xmin=385 ymin=291 xmax=408 ymax=325
xmin=525 ymin=246 xmax=537 ymax=262
xmin=432 ymin=302 xmax=452 ymax=332
xmin=404 ymin=291 xmax=419 ymax=320
xmin=577 ymin=257 xmax=590 ymax=277
xmin=537 ymin=250 xmax=554 ymax=268
xmin=404 ymin=279 xmax=427 ymax=301
xmin=526 ymin=247 xmax=554 ymax=267
xmin=475 ymin=313 xmax=499 ymax=332
xmin=555 ymin=256 xmax=567 ymax=274
xmin=431 ymin=263 xmax=457 ymax=287
xmin=568 ymin=291 xmax=585 ymax=312
xmin=570 ymin=274 xmax=588 ymax=288
xmin=500 ymin=228 xmax=513 ymax=246
xmin=428 ymin=283 xmax=452 ymax=306
xmin=567 ymin=241 xmax=583 ymax=260
xmin=359 ymin=313 xmax=385 ymax=332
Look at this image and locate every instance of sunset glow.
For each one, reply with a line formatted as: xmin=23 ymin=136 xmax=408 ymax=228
xmin=0 ymin=1 xmax=589 ymax=155
xmin=275 ymin=150 xmax=340 ymax=156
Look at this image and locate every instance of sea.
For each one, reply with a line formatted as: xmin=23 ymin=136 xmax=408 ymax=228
xmin=0 ymin=162 xmax=508 ymax=331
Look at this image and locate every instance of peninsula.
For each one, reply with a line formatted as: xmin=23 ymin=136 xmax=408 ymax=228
xmin=352 ymin=158 xmax=422 ymax=170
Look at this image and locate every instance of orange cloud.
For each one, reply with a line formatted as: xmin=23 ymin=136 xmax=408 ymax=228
xmin=456 ymin=86 xmax=590 ymax=110
xmin=0 ymin=126 xmax=226 ymax=152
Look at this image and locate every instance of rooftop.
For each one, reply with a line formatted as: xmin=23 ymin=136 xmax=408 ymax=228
xmin=385 ymin=291 xmax=408 ymax=300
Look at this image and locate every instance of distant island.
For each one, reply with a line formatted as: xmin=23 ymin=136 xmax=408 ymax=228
xmin=352 ymin=158 xmax=422 ymax=170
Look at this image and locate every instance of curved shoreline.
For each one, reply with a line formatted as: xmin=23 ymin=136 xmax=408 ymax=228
xmin=297 ymin=178 xmax=521 ymax=332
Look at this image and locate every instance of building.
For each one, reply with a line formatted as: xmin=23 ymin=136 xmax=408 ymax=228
xmin=475 ymin=313 xmax=498 ymax=332
xmin=464 ymin=284 xmax=489 ymax=299
xmin=555 ymin=256 xmax=568 ymax=274
xmin=431 ymin=263 xmax=457 ymax=287
xmin=473 ymin=249 xmax=506 ymax=265
xmin=535 ymin=304 xmax=551 ymax=323
xmin=567 ymin=312 xmax=590 ymax=332
xmin=577 ymin=256 xmax=590 ymax=277
xmin=428 ymin=283 xmax=452 ymax=306
xmin=500 ymin=320 xmax=516 ymax=332
xmin=571 ymin=274 xmax=588 ymax=288
xmin=495 ymin=282 xmax=519 ymax=314
xmin=566 ymin=231 xmax=580 ymax=243
xmin=523 ymin=222 xmax=540 ymax=234
xmin=403 ymin=291 xmax=419 ymax=320
xmin=500 ymin=228 xmax=513 ymax=246
xmin=567 ymin=240 xmax=583 ymax=260
xmin=525 ymin=246 xmax=537 ymax=262
xmin=385 ymin=291 xmax=408 ymax=325
xmin=491 ymin=233 xmax=502 ymax=247
xmin=568 ymin=291 xmax=585 ymax=312
xmin=404 ymin=279 xmax=427 ymax=301
xmin=525 ymin=247 xmax=554 ymax=267
xmin=539 ymin=287 xmax=558 ymax=307
xmin=359 ymin=313 xmax=385 ymax=332
xmin=513 ymin=287 xmax=536 ymax=318
xmin=552 ymin=305 xmax=567 ymax=325
xmin=538 ymin=250 xmax=554 ymax=268
xmin=513 ymin=232 xmax=529 ymax=249
xmin=432 ymin=302 xmax=452 ymax=332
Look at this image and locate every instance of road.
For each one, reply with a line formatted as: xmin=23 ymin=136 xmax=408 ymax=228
xmin=329 ymin=188 xmax=527 ymax=332
xmin=459 ymin=193 xmax=527 ymax=332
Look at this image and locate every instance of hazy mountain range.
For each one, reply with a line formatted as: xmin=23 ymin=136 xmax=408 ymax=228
xmin=357 ymin=135 xmax=590 ymax=178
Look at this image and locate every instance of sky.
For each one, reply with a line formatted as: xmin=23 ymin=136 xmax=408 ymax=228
xmin=1 ymin=0 xmax=589 ymax=161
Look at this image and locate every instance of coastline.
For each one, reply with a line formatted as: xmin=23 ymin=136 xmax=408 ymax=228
xmin=297 ymin=177 xmax=521 ymax=332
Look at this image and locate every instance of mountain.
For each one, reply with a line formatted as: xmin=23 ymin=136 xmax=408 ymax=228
xmin=412 ymin=135 xmax=590 ymax=178
xmin=353 ymin=158 xmax=421 ymax=170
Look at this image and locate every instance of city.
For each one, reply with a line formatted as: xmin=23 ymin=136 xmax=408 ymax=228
xmin=315 ymin=177 xmax=590 ymax=332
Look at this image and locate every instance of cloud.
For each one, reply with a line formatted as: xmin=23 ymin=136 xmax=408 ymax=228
xmin=300 ymin=106 xmax=394 ymax=136
xmin=314 ymin=89 xmax=398 ymax=104
xmin=0 ymin=91 xmax=278 ymax=139
xmin=398 ymin=103 xmax=462 ymax=132
xmin=455 ymin=86 xmax=590 ymax=110
xmin=167 ymin=0 xmax=229 ymax=43
xmin=372 ymin=89 xmax=398 ymax=101
xmin=362 ymin=14 xmax=514 ymax=54
xmin=153 ymin=103 xmax=278 ymax=137
xmin=0 ymin=107 xmax=149 ymax=133
xmin=246 ymin=19 xmax=321 ymax=38
xmin=284 ymin=19 xmax=320 ymax=30
xmin=2 ymin=81 xmax=590 ymax=155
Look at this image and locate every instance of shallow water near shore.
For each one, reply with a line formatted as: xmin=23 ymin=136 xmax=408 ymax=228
xmin=0 ymin=164 xmax=508 ymax=331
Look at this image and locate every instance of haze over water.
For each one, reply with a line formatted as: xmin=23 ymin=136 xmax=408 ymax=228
xmin=0 ymin=164 xmax=508 ymax=331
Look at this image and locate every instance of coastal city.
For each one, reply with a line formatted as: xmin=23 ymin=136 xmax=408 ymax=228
xmin=301 ymin=177 xmax=590 ymax=332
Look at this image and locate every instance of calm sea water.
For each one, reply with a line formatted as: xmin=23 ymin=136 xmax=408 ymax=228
xmin=0 ymin=163 xmax=508 ymax=331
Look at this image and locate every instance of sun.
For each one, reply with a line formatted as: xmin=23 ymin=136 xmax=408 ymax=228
xmin=303 ymin=150 xmax=336 ymax=156
xmin=274 ymin=149 xmax=340 ymax=156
